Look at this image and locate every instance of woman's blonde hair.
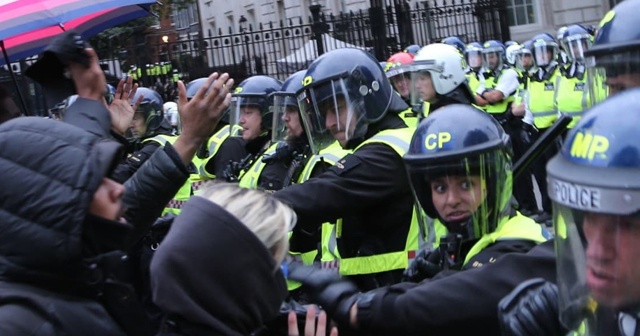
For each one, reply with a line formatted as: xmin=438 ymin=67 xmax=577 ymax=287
xmin=198 ymin=182 xmax=296 ymax=264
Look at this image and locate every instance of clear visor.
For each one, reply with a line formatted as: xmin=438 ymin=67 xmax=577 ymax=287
xmin=562 ymin=35 xmax=592 ymax=63
xmin=516 ymin=50 xmax=535 ymax=72
xmin=482 ymin=50 xmax=503 ymax=71
xmin=228 ymin=95 xmax=266 ymax=140
xmin=533 ymin=44 xmax=558 ymax=67
xmin=407 ymin=151 xmax=512 ymax=242
xmin=586 ymin=52 xmax=640 ymax=104
xmin=387 ymin=67 xmax=412 ymax=100
xmin=297 ymin=78 xmax=366 ymax=153
xmin=272 ymin=94 xmax=304 ymax=143
xmin=465 ymin=50 xmax=483 ymax=69
xmin=553 ymin=203 xmax=640 ymax=330
xmin=410 ymin=62 xmax=441 ymax=107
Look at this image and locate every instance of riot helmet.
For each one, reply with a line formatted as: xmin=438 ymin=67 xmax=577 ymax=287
xmin=385 ymin=52 xmax=414 ymax=100
xmin=130 ymin=87 xmax=168 ymax=139
xmin=441 ymin=36 xmax=466 ymax=54
xmin=585 ymin=0 xmax=640 ymax=104
xmin=272 ymin=70 xmax=306 ymax=144
xmin=531 ymin=33 xmax=559 ymax=68
xmin=228 ymin=75 xmax=282 ymax=142
xmin=561 ymin=25 xmax=593 ymax=63
xmin=297 ymin=48 xmax=405 ymax=150
xmin=465 ymin=42 xmax=484 ymax=71
xmin=482 ymin=40 xmax=506 ymax=71
xmin=410 ymin=43 xmax=472 ymax=108
xmin=516 ymin=40 xmax=535 ymax=72
xmin=186 ymin=77 xmax=230 ymax=125
xmin=404 ymin=44 xmax=421 ymax=56
xmin=404 ymin=104 xmax=513 ymax=243
xmin=548 ymin=88 xmax=640 ymax=332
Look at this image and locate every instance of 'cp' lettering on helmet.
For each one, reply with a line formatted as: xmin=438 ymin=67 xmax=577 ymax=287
xmin=569 ymin=132 xmax=609 ymax=161
xmin=424 ymin=132 xmax=451 ymax=150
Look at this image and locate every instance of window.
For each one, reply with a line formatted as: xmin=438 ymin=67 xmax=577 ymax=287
xmin=506 ymin=0 xmax=537 ymax=26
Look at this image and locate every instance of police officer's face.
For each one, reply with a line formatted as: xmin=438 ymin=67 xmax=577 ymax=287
xmin=283 ymin=106 xmax=303 ymax=138
xmin=486 ymin=52 xmax=499 ymax=70
xmin=520 ymin=53 xmax=533 ymax=69
xmin=391 ymin=75 xmax=411 ymax=98
xmin=90 ymin=177 xmax=126 ymax=223
xmin=130 ymin=112 xmax=147 ymax=139
xmin=583 ymin=212 xmax=640 ymax=309
xmin=239 ymin=106 xmax=262 ymax=141
xmin=430 ymin=175 xmax=486 ymax=223
xmin=323 ymin=97 xmax=356 ymax=147
xmin=416 ymin=72 xmax=436 ymax=103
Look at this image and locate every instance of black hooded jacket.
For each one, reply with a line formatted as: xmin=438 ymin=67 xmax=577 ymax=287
xmin=0 ymin=117 xmax=129 ymax=335
xmin=150 ymin=196 xmax=288 ymax=336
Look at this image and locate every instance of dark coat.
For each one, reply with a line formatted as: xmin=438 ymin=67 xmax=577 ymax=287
xmin=0 ymin=117 xmax=128 ymax=335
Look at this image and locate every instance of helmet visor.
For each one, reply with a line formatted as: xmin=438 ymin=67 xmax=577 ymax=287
xmin=297 ymin=78 xmax=365 ymax=153
xmin=563 ymin=35 xmax=592 ymax=63
xmin=228 ymin=95 xmax=266 ymax=140
xmin=482 ymin=49 xmax=503 ymax=70
xmin=387 ymin=65 xmax=412 ymax=100
xmin=466 ymin=50 xmax=483 ymax=69
xmin=272 ymin=93 xmax=304 ymax=143
xmin=515 ymin=49 xmax=535 ymax=72
xmin=410 ymin=62 xmax=441 ymax=107
xmin=406 ymin=150 xmax=512 ymax=242
xmin=553 ymin=204 xmax=640 ymax=331
xmin=532 ymin=42 xmax=558 ymax=67
xmin=586 ymin=51 xmax=640 ymax=104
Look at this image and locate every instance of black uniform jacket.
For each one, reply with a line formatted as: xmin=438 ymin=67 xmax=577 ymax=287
xmin=356 ymin=240 xmax=557 ymax=336
xmin=273 ymin=114 xmax=413 ymax=284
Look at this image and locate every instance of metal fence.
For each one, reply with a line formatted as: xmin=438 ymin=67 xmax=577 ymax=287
xmin=101 ymin=0 xmax=510 ymax=86
xmin=1 ymin=0 xmax=510 ymax=115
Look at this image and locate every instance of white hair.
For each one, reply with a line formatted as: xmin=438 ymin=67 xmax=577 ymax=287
xmin=198 ymin=182 xmax=296 ymax=264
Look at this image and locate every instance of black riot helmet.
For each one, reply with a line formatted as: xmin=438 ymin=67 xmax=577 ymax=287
xmin=403 ymin=105 xmax=513 ymax=242
xmin=272 ymin=70 xmax=306 ymax=144
xmin=130 ymin=88 xmax=170 ymax=138
xmin=228 ymin=75 xmax=282 ymax=139
xmin=186 ymin=77 xmax=230 ymax=124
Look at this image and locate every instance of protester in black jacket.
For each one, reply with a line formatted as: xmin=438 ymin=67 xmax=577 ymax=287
xmin=151 ymin=183 xmax=294 ymax=335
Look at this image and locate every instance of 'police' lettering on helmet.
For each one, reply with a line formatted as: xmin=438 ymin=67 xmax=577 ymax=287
xmin=551 ymin=179 xmax=601 ymax=210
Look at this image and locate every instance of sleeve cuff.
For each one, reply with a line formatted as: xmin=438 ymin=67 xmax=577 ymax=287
xmin=163 ymin=142 xmax=190 ymax=175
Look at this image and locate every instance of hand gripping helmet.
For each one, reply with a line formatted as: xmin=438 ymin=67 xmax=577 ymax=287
xmin=297 ymin=48 xmax=406 ymax=150
xmin=465 ymin=42 xmax=484 ymax=70
xmin=585 ymin=0 xmax=640 ymax=104
xmin=531 ymin=33 xmax=559 ymax=68
xmin=404 ymin=44 xmax=421 ymax=56
xmin=547 ymin=88 xmax=640 ymax=332
xmin=272 ymin=70 xmax=306 ymax=144
xmin=410 ymin=43 xmax=471 ymax=106
xmin=385 ymin=52 xmax=414 ymax=100
xmin=560 ymin=24 xmax=593 ymax=63
xmin=441 ymin=36 xmax=466 ymax=54
xmin=482 ymin=40 xmax=506 ymax=71
xmin=404 ymin=105 xmax=513 ymax=242
xmin=131 ymin=87 xmax=169 ymax=138
xmin=229 ymin=75 xmax=282 ymax=137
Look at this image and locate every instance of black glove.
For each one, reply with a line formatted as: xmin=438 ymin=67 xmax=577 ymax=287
xmin=402 ymin=248 xmax=442 ymax=282
xmin=288 ymin=265 xmax=359 ymax=327
xmin=498 ymin=278 xmax=567 ymax=336
xmin=520 ymin=122 xmax=539 ymax=147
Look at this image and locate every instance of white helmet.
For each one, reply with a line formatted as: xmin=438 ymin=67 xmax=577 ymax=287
xmin=410 ymin=43 xmax=467 ymax=105
xmin=505 ymin=44 xmax=522 ymax=67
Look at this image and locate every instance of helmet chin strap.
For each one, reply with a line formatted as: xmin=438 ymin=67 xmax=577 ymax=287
xmin=441 ymin=216 xmax=474 ymax=241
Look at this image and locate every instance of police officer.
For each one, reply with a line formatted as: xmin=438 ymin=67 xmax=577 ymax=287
xmin=384 ymin=52 xmax=418 ymax=127
xmin=287 ymin=105 xmax=550 ymax=334
xmin=273 ymin=48 xmax=415 ymax=291
xmin=499 ymin=88 xmax=640 ymax=336
xmin=410 ymin=43 xmax=475 ymax=117
xmin=228 ymin=75 xmax=282 ymax=184
xmin=527 ymin=33 xmax=562 ymax=218
xmin=441 ymin=36 xmax=466 ymax=54
xmin=555 ymin=25 xmax=593 ymax=132
xmin=111 ymin=87 xmax=174 ymax=183
xmin=465 ymin=42 xmax=484 ymax=94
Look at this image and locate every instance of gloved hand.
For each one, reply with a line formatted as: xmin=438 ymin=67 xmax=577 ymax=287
xmin=498 ymin=278 xmax=567 ymax=336
xmin=520 ymin=122 xmax=539 ymax=147
xmin=402 ymin=248 xmax=442 ymax=282
xmin=288 ymin=265 xmax=359 ymax=328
